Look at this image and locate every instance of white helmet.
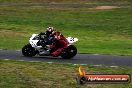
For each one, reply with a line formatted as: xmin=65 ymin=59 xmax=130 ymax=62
xmin=46 ymin=27 xmax=54 ymax=32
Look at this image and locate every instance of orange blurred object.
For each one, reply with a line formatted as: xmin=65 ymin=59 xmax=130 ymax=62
xmin=78 ymin=66 xmax=86 ymax=76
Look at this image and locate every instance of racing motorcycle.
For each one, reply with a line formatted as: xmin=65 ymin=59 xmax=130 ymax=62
xmin=22 ymin=33 xmax=78 ymax=59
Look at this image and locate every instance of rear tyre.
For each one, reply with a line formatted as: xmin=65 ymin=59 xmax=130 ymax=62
xmin=61 ymin=45 xmax=77 ymax=59
xmin=22 ymin=44 xmax=37 ymax=57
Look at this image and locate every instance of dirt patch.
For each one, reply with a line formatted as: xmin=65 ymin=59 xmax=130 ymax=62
xmin=95 ymin=6 xmax=119 ymax=10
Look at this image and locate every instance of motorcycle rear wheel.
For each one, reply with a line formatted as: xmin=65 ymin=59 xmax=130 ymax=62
xmin=61 ymin=45 xmax=77 ymax=59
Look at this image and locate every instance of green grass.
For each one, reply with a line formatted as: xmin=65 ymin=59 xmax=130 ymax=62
xmin=0 ymin=0 xmax=132 ymax=4
xmin=0 ymin=59 xmax=132 ymax=88
xmin=0 ymin=6 xmax=132 ymax=55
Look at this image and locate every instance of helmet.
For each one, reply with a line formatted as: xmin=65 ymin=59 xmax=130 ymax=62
xmin=46 ymin=27 xmax=55 ymax=32
xmin=45 ymin=27 xmax=55 ymax=36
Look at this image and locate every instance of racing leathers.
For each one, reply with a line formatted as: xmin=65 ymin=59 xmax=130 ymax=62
xmin=50 ymin=32 xmax=68 ymax=57
xmin=39 ymin=30 xmax=68 ymax=57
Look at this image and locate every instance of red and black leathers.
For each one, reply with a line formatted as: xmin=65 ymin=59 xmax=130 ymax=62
xmin=50 ymin=32 xmax=68 ymax=57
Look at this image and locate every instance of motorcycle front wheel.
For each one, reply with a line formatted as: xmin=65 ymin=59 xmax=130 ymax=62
xmin=22 ymin=44 xmax=37 ymax=57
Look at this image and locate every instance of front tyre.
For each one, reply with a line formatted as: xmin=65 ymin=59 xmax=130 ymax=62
xmin=22 ymin=44 xmax=37 ymax=57
xmin=61 ymin=45 xmax=77 ymax=59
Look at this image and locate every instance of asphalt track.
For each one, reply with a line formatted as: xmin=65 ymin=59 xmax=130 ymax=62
xmin=0 ymin=50 xmax=132 ymax=67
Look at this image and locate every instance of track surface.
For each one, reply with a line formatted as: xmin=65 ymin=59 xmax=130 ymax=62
xmin=0 ymin=50 xmax=132 ymax=67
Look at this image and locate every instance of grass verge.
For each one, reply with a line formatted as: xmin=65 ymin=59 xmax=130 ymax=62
xmin=0 ymin=59 xmax=132 ymax=88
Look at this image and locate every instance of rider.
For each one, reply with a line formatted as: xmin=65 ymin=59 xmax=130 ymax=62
xmin=40 ymin=27 xmax=68 ymax=57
